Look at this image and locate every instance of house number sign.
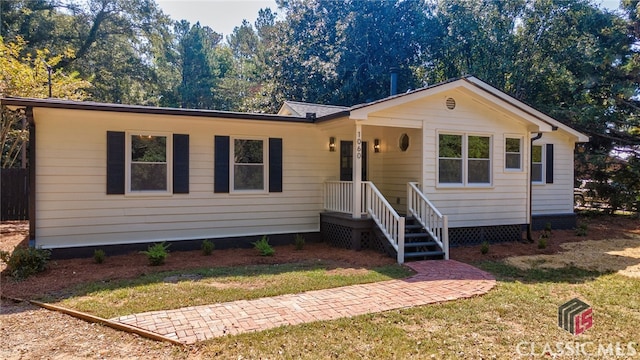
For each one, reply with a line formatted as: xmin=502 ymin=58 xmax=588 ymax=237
xmin=356 ymin=131 xmax=362 ymax=159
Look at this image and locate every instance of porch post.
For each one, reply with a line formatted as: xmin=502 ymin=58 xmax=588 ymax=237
xmin=353 ymin=123 xmax=362 ymax=218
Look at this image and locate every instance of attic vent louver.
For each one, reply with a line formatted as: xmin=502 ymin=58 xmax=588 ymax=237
xmin=446 ymin=97 xmax=456 ymax=110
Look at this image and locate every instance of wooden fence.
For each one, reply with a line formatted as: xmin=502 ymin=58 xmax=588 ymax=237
xmin=1 ymin=168 xmax=29 ymax=221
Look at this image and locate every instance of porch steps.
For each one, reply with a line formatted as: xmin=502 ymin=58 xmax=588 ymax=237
xmin=403 ymin=216 xmax=445 ymax=261
xmin=404 ymin=241 xmax=438 ymax=247
xmin=405 ymin=251 xmax=446 ymax=259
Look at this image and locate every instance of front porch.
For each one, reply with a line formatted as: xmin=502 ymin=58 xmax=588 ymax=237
xmin=321 ymin=181 xmax=450 ymax=264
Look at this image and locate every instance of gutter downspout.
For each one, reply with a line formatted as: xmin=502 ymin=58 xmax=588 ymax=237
xmin=527 ymin=132 xmax=543 ymax=242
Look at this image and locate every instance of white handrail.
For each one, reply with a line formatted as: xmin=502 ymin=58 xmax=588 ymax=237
xmin=407 ymin=182 xmax=449 ymax=259
xmin=324 ymin=180 xmax=407 ymax=263
xmin=364 ymin=181 xmax=405 ymax=264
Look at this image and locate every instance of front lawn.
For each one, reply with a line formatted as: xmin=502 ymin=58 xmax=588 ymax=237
xmin=198 ymin=264 xmax=640 ymax=359
xmin=6 ymin=214 xmax=639 ymax=358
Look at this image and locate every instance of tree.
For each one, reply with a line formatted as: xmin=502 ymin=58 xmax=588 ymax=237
xmin=262 ymin=0 xmax=429 ymax=107
xmin=1 ymin=36 xmax=90 ymax=168
xmin=174 ymin=21 xmax=226 ymax=109
xmin=2 ymin=0 xmax=177 ymax=105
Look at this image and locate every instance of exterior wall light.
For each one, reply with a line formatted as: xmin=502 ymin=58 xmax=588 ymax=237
xmin=374 ymin=138 xmax=380 ymax=153
xmin=329 ymin=137 xmax=336 ymax=152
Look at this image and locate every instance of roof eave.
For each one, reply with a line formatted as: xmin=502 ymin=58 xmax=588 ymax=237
xmin=0 ymin=97 xmax=314 ymax=124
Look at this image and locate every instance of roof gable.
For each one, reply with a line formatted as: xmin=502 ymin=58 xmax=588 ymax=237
xmin=348 ymin=76 xmax=589 ymax=142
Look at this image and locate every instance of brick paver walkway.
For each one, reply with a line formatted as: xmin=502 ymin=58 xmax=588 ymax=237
xmin=111 ymin=260 xmax=495 ymax=344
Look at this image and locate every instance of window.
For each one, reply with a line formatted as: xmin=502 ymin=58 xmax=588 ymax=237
xmin=505 ymin=137 xmax=522 ymax=170
xmin=438 ymin=134 xmax=462 ymax=183
xmin=468 ymin=135 xmax=490 ymax=183
xmin=399 ymin=133 xmax=410 ymax=151
xmin=107 ymin=132 xmax=188 ymax=195
xmin=127 ymin=133 xmax=172 ymax=193
xmin=532 ymin=145 xmax=543 ymax=183
xmin=214 ymin=136 xmax=282 ymax=194
xmin=438 ymin=133 xmax=492 ymax=186
xmin=232 ymin=138 xmax=266 ymax=191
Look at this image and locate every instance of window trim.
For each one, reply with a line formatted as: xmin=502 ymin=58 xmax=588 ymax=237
xmin=125 ymin=131 xmax=173 ymax=196
xmin=230 ymin=136 xmax=269 ymax=194
xmin=531 ymin=143 xmax=545 ymax=185
xmin=504 ymin=135 xmax=524 ymax=172
xmin=437 ymin=131 xmax=493 ymax=188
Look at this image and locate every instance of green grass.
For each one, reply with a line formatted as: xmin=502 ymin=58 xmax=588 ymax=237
xmin=51 ymin=261 xmax=411 ymax=319
xmin=195 ymin=262 xmax=640 ymax=359
xmin=45 ymin=255 xmax=640 ymax=358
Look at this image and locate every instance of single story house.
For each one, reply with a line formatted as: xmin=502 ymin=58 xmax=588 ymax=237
xmin=0 ymin=76 xmax=589 ymax=263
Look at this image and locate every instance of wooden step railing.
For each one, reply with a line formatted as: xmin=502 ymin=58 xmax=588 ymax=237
xmin=324 ymin=181 xmax=405 ymax=263
xmin=407 ymin=182 xmax=449 ymax=259
xmin=364 ymin=181 xmax=405 ymax=263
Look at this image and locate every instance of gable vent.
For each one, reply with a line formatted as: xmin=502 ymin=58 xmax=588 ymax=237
xmin=446 ymin=97 xmax=456 ymax=110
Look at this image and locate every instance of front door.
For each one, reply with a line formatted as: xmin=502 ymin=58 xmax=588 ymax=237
xmin=340 ymin=140 xmax=367 ymax=181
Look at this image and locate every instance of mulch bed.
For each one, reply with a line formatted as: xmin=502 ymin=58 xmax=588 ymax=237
xmin=2 ymin=214 xmax=639 ymax=300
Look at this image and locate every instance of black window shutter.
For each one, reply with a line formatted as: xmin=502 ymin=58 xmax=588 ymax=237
xmin=546 ymin=144 xmax=554 ymax=184
xmin=214 ymin=136 xmax=230 ymax=193
xmin=269 ymin=138 xmax=283 ymax=192
xmin=106 ymin=131 xmax=125 ymax=194
xmin=173 ymin=134 xmax=189 ymax=194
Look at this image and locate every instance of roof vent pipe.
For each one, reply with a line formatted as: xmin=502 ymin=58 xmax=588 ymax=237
xmin=390 ymin=68 xmax=398 ymax=96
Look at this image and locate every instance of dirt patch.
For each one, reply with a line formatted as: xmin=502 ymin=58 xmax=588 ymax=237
xmin=0 ymin=298 xmax=187 ymax=359
xmin=325 ymin=267 xmax=370 ymax=276
xmin=505 ymin=237 xmax=640 ymax=277
xmin=0 ymin=221 xmax=28 ymax=254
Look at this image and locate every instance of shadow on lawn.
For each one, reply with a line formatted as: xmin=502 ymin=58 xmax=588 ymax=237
xmin=475 ymin=261 xmax=612 ymax=284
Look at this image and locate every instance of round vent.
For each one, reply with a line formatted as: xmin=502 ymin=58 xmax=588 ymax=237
xmin=399 ymin=133 xmax=410 ymax=152
xmin=446 ymin=97 xmax=456 ymax=110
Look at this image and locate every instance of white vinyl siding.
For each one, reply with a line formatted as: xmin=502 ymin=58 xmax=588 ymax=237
xmin=371 ymin=90 xmax=529 ymax=228
xmin=33 ymin=108 xmax=332 ymax=249
xmin=532 ymin=134 xmax=575 ymax=215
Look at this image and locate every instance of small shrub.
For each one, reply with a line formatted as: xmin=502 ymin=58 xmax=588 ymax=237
xmin=93 ymin=249 xmax=106 ymax=264
xmin=0 ymin=247 xmax=51 ymax=280
xmin=253 ymin=235 xmax=275 ymax=256
xmin=538 ymin=236 xmax=547 ymax=249
xmin=140 ymin=242 xmax=170 ymax=266
xmin=544 ymin=222 xmax=552 ymax=233
xmin=576 ymin=224 xmax=588 ymax=237
xmin=294 ymin=234 xmax=305 ymax=251
xmin=480 ymin=241 xmax=489 ymax=255
xmin=201 ymin=239 xmax=214 ymax=256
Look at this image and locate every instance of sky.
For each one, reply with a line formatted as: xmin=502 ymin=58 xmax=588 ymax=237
xmin=156 ymin=0 xmax=279 ymax=38
xmin=156 ymin=0 xmax=622 ymax=41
